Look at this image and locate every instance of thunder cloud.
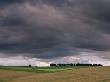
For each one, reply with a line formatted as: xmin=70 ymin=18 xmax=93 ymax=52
xmin=0 ymin=0 xmax=110 ymax=66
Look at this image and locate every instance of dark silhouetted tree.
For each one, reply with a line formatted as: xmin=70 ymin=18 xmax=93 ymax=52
xmin=29 ymin=64 xmax=32 ymax=67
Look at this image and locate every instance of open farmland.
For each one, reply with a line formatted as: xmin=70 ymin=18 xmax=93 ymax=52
xmin=0 ymin=66 xmax=74 ymax=73
xmin=0 ymin=66 xmax=110 ymax=82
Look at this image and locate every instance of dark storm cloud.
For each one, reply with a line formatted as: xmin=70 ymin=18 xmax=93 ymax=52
xmin=0 ymin=0 xmax=25 ymax=6
xmin=84 ymin=0 xmax=110 ymax=22
xmin=0 ymin=0 xmax=110 ymax=59
xmin=0 ymin=0 xmax=23 ymax=4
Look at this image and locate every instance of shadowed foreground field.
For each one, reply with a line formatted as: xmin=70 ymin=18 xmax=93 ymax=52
xmin=0 ymin=67 xmax=110 ymax=82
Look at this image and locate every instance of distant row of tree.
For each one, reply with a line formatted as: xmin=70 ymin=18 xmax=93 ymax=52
xmin=50 ymin=63 xmax=103 ymax=67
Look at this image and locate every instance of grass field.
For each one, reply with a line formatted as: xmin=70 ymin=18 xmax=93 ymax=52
xmin=0 ymin=66 xmax=76 ymax=73
xmin=0 ymin=66 xmax=109 ymax=82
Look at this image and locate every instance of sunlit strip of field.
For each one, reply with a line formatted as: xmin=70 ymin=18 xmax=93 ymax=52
xmin=0 ymin=66 xmax=82 ymax=73
xmin=0 ymin=66 xmax=109 ymax=82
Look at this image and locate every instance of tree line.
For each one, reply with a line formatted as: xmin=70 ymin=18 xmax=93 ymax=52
xmin=50 ymin=63 xmax=103 ymax=67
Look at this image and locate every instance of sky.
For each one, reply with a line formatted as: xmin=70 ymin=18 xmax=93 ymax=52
xmin=0 ymin=0 xmax=110 ymax=66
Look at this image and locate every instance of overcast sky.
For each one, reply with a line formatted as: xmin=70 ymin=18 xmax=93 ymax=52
xmin=0 ymin=0 xmax=110 ymax=66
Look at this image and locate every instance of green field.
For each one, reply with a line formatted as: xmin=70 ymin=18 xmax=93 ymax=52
xmin=0 ymin=66 xmax=110 ymax=82
xmin=0 ymin=66 xmax=77 ymax=73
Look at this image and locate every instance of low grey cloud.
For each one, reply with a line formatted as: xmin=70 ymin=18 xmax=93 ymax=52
xmin=0 ymin=0 xmax=110 ymax=65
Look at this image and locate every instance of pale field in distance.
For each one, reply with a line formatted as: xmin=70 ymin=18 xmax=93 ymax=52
xmin=0 ymin=66 xmax=110 ymax=82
